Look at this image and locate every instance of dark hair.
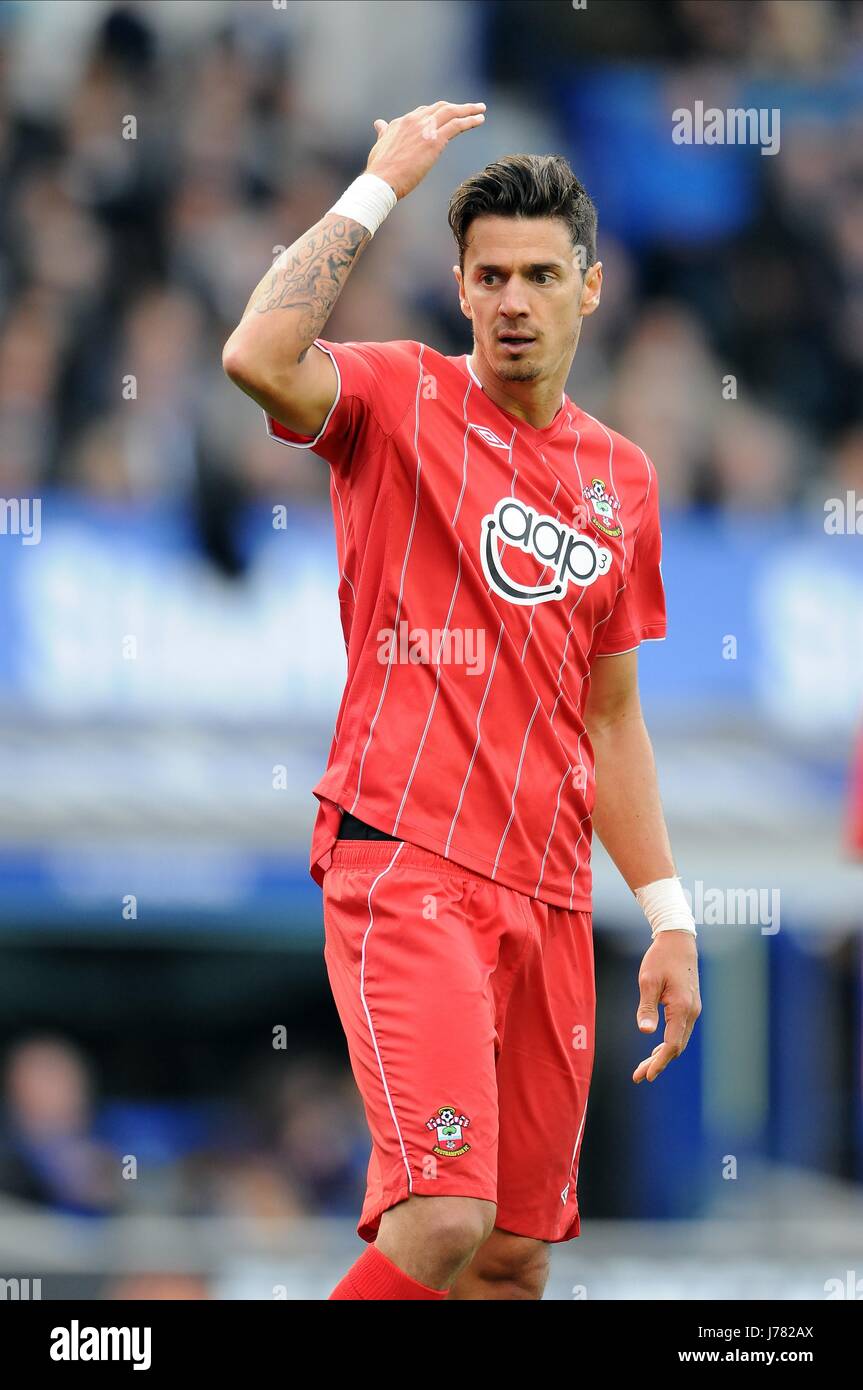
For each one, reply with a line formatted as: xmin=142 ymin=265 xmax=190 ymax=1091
xmin=447 ymin=153 xmax=597 ymax=273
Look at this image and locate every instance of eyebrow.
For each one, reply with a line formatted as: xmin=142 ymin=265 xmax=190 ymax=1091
xmin=473 ymin=261 xmax=567 ymax=275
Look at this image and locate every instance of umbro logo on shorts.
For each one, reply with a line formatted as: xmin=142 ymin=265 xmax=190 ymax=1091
xmin=480 ymin=497 xmax=612 ymax=607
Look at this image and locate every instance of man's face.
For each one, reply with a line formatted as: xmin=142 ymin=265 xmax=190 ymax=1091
xmin=453 ymin=214 xmax=602 ymax=383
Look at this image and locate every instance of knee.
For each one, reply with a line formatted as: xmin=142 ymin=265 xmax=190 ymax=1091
xmin=471 ymin=1236 xmax=551 ymax=1300
xmin=424 ymin=1197 xmax=497 ymax=1268
xmin=379 ymin=1193 xmax=497 ymax=1283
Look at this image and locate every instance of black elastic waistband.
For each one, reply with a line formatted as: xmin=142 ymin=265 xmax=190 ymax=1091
xmin=337 ymin=812 xmax=400 ymax=842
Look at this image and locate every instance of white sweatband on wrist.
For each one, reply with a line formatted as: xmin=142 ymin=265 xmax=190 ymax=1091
xmin=635 ymin=875 xmax=697 ymax=939
xmin=328 ymin=172 xmax=397 ymax=237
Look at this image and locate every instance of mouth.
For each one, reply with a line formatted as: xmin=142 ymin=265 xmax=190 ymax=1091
xmin=498 ymin=334 xmax=536 ymax=351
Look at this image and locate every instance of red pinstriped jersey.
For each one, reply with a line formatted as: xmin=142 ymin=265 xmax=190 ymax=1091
xmin=846 ymin=720 xmax=863 ymax=858
xmin=265 ymin=339 xmax=667 ymax=909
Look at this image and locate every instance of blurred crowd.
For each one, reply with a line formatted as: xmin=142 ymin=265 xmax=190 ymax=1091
xmin=0 ymin=1034 xmax=369 ymax=1223
xmin=0 ymin=0 xmax=860 ymax=574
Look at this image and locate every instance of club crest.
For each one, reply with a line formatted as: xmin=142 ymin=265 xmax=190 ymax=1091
xmin=426 ymin=1105 xmax=471 ymax=1158
xmin=582 ymin=476 xmax=622 ymax=538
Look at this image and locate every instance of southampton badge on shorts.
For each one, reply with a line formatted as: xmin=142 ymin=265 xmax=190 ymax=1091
xmin=426 ymin=1105 xmax=471 ymax=1158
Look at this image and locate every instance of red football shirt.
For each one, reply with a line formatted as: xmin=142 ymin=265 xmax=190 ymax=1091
xmin=846 ymin=719 xmax=863 ymax=858
xmin=265 ymin=339 xmax=667 ymax=910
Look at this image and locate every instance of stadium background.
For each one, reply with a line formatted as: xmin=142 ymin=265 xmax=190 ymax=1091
xmin=0 ymin=0 xmax=862 ymax=1300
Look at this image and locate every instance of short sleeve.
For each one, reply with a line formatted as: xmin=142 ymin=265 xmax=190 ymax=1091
xmin=594 ymin=460 xmax=667 ymax=656
xmin=264 ymin=338 xmax=419 ymax=472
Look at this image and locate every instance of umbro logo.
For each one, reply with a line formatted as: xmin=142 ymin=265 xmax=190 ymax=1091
xmin=471 ymin=424 xmax=510 ymax=450
xmin=561 ymin=1183 xmax=570 ymax=1205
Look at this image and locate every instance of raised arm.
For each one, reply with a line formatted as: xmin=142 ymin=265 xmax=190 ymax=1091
xmin=221 ymin=100 xmax=486 ymax=436
xmin=222 ymin=214 xmax=369 ymax=435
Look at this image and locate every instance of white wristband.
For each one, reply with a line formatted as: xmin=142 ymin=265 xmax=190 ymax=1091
xmin=635 ymin=875 xmax=697 ymax=939
xmin=328 ymin=172 xmax=397 ymax=237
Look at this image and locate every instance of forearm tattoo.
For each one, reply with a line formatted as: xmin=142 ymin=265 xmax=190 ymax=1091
xmin=252 ymin=217 xmax=369 ymax=361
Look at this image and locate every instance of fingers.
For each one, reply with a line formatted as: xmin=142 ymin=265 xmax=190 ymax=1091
xmin=634 ymin=1025 xmax=684 ymax=1083
xmin=436 ymin=112 xmax=486 ymax=141
xmin=415 ymin=102 xmax=486 ymax=140
xmin=368 ymin=101 xmax=487 ymax=201
xmin=632 ymin=1041 xmax=675 ymax=1085
xmin=377 ymin=104 xmax=485 ymax=148
xmin=417 ymin=100 xmax=486 ymax=117
xmin=679 ymin=1000 xmax=701 ymax=1052
xmin=632 ymin=994 xmax=701 ymax=1084
xmin=636 ymin=969 xmax=661 ymax=1033
xmin=633 ymin=940 xmax=702 ymax=1084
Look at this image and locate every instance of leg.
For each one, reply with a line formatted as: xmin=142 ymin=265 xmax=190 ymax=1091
xmin=447 ymin=1227 xmax=551 ymax=1300
xmin=494 ymin=903 xmax=596 ymax=1249
xmin=321 ymin=842 xmax=532 ymax=1298
xmin=376 ymin=1192 xmax=497 ymax=1289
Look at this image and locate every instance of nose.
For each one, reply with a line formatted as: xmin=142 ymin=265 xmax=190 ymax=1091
xmin=497 ymin=278 xmax=531 ymax=319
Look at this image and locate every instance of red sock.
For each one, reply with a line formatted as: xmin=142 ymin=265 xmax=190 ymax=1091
xmin=328 ymin=1244 xmax=449 ymax=1300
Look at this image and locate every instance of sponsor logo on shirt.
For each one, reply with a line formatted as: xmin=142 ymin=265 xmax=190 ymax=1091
xmin=480 ymin=496 xmax=612 ymax=606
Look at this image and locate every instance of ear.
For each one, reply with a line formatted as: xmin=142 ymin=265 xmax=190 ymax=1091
xmin=580 ymin=261 xmax=602 ymax=318
xmin=453 ymin=264 xmax=472 ymax=321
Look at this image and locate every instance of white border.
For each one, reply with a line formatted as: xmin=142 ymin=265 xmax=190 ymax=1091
xmin=595 ymin=635 xmax=667 ymax=657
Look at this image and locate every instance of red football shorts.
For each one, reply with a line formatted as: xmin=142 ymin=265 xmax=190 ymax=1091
xmin=322 ymin=838 xmax=596 ymax=1244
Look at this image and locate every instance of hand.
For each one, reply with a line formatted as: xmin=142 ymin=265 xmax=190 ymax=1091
xmin=367 ymin=100 xmax=486 ymax=201
xmin=632 ymin=931 xmax=701 ymax=1084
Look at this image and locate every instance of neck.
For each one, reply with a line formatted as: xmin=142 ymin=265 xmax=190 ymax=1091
xmin=467 ymin=349 xmax=568 ymax=430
